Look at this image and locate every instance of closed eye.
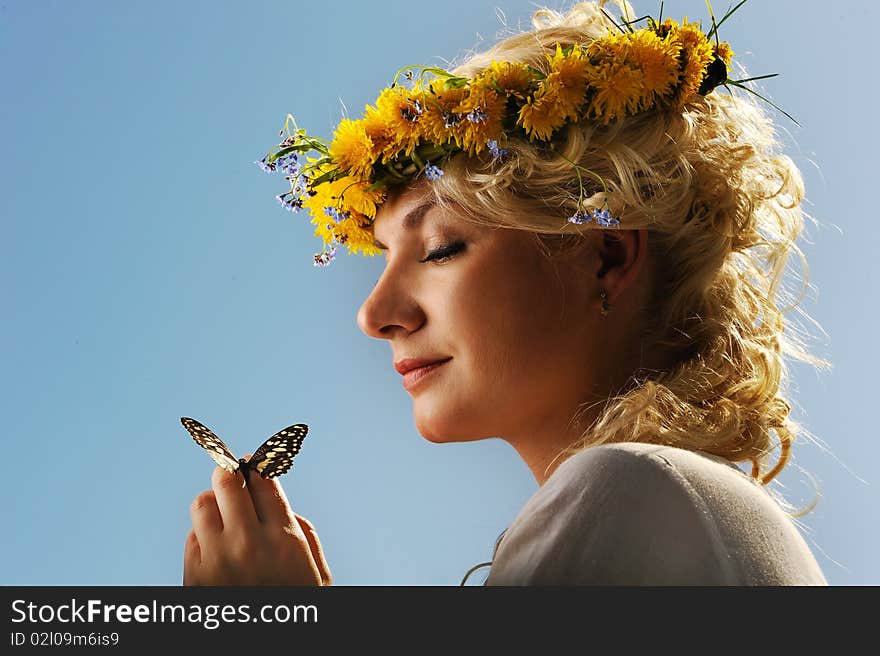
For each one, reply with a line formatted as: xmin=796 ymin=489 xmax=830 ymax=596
xmin=420 ymin=241 xmax=465 ymax=264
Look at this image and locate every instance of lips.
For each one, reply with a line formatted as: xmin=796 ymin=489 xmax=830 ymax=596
xmin=394 ymin=357 xmax=452 ymax=375
xmin=400 ymin=358 xmax=451 ymax=392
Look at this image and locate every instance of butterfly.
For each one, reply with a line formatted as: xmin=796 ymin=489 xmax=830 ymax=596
xmin=180 ymin=416 xmax=309 ymax=487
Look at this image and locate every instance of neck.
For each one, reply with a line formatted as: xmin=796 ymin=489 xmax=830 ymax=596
xmin=503 ymin=394 xmax=604 ymax=485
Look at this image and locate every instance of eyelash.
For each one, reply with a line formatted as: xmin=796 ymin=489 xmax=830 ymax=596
xmin=421 ymin=241 xmax=465 ymax=264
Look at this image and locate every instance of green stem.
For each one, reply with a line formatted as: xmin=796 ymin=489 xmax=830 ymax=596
xmin=600 ymin=7 xmax=628 ymax=34
xmin=705 ymin=0 xmax=720 ymax=48
xmin=706 ymin=0 xmax=749 ymax=41
xmin=723 ymin=80 xmax=801 ymax=127
xmin=555 ymin=149 xmax=609 ymax=201
xmin=730 ymin=73 xmax=778 ymax=84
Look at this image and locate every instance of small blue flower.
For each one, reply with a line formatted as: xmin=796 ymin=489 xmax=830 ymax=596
xmin=424 ymin=161 xmax=444 ymax=181
xmin=276 ymin=193 xmax=303 ymax=212
xmin=443 ymin=112 xmax=462 ymax=128
xmin=593 ymin=208 xmax=620 ymax=227
xmin=290 ymin=175 xmax=308 ymax=195
xmin=313 ymin=246 xmax=338 ymax=268
xmin=324 ymin=206 xmax=348 ymax=223
xmin=567 ymin=209 xmax=593 ymax=225
xmin=256 ymin=157 xmax=277 ymax=173
xmin=278 ymin=153 xmax=300 ymax=176
xmin=400 ymin=99 xmax=423 ymax=123
xmin=400 ymin=111 xmax=416 ymax=123
xmin=487 ymin=139 xmax=508 ymax=158
xmin=466 ymin=106 xmax=489 ymax=123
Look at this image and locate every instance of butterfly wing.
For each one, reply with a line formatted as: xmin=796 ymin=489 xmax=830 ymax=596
xmin=180 ymin=416 xmax=240 ymax=475
xmin=247 ymin=423 xmax=309 ymax=479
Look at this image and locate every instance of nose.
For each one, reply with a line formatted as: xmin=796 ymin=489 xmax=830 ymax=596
xmin=356 ymin=264 xmax=424 ymax=340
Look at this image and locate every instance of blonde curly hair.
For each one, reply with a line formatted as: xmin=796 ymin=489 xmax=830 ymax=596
xmin=415 ymin=0 xmax=831 ymax=517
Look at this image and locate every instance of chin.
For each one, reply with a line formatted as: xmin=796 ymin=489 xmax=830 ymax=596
xmin=413 ymin=408 xmax=489 ymax=444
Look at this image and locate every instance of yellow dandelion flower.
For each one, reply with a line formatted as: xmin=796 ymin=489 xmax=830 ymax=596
xmin=419 ymin=83 xmax=469 ymax=148
xmin=458 ymin=87 xmax=507 ymax=155
xmin=312 ymin=219 xmax=337 ymax=250
xmin=517 ymin=93 xmax=565 ymax=141
xmin=345 ymin=179 xmax=383 ymax=218
xmin=370 ymin=86 xmax=425 ymax=162
xmin=301 ymin=186 xmax=336 ymax=239
xmin=302 ymin=174 xmax=385 ymax=255
xmin=587 ymin=32 xmax=630 ymax=61
xmin=337 ymin=178 xmax=385 ymax=218
xmin=329 ymin=118 xmax=375 ymax=180
xmin=361 ymin=104 xmax=396 ymax=163
xmin=588 ymin=59 xmax=644 ymax=124
xmin=715 ymin=41 xmax=734 ymax=65
xmin=624 ymin=29 xmax=681 ymax=108
xmin=543 ymin=44 xmax=590 ymax=121
xmin=297 ymin=171 xmax=335 ymax=215
xmin=474 ymin=60 xmax=535 ymax=99
xmin=340 ymin=212 xmax=382 ymax=256
xmin=671 ymin=20 xmax=715 ymax=108
xmin=656 ymin=17 xmax=678 ymax=38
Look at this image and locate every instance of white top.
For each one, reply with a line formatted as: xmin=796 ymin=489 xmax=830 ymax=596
xmin=485 ymin=442 xmax=827 ymax=585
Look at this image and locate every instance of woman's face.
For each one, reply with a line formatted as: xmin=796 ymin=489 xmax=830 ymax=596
xmin=356 ymin=185 xmax=604 ymax=446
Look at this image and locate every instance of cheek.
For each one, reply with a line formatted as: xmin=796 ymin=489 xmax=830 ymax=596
xmin=412 ymin=251 xmax=591 ymax=440
xmin=449 ymin=254 xmax=572 ymax=382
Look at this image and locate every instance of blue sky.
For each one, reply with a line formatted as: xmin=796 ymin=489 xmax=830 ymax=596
xmin=2 ymin=0 xmax=876 ymax=585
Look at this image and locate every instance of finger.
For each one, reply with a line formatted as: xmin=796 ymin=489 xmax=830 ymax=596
xmin=190 ymin=489 xmax=223 ymax=551
xmin=242 ymin=454 xmax=294 ymax=527
xmin=211 ymin=464 xmax=259 ymax=532
xmin=296 ymin=514 xmax=332 ymax=586
xmin=183 ymin=529 xmax=201 ymax=586
xmin=185 ymin=528 xmax=201 ymax=564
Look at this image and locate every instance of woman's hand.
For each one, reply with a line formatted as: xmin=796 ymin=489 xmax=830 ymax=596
xmin=183 ymin=456 xmax=332 ymax=586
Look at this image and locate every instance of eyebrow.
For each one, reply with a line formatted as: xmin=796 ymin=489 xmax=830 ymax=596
xmin=372 ymin=199 xmax=437 ymax=250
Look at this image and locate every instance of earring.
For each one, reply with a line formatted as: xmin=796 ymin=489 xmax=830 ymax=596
xmin=600 ymin=291 xmax=611 ymax=316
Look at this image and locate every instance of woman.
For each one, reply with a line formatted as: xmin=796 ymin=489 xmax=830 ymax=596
xmin=183 ymin=0 xmax=829 ymax=585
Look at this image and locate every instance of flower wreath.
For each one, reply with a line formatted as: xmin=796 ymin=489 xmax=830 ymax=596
xmin=256 ymin=1 xmax=791 ymax=267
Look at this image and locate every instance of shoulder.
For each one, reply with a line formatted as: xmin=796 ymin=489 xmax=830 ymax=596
xmin=485 ymin=443 xmax=827 ymax=586
xmin=548 ymin=441 xmax=749 ymax=489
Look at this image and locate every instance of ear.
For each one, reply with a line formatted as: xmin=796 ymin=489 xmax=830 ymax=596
xmin=595 ymin=229 xmax=649 ymax=304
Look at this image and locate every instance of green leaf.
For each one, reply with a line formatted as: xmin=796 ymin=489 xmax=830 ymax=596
xmin=730 ymin=73 xmax=778 ymax=84
xmin=526 ymin=65 xmax=546 ymax=80
xmin=267 ymin=146 xmax=297 ymax=164
xmin=309 ymin=168 xmax=343 ymax=186
xmin=600 ymin=7 xmax=627 ymax=34
xmin=704 ymin=0 xmax=719 ymax=45
xmin=620 ymin=14 xmax=653 ymax=29
xmin=723 ymin=80 xmax=801 ymax=127
xmin=706 ymin=0 xmax=749 ymax=41
xmin=444 ymin=76 xmax=470 ymax=89
xmin=379 ymin=166 xmax=410 ymax=183
xmin=392 ymin=64 xmax=432 ymax=85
